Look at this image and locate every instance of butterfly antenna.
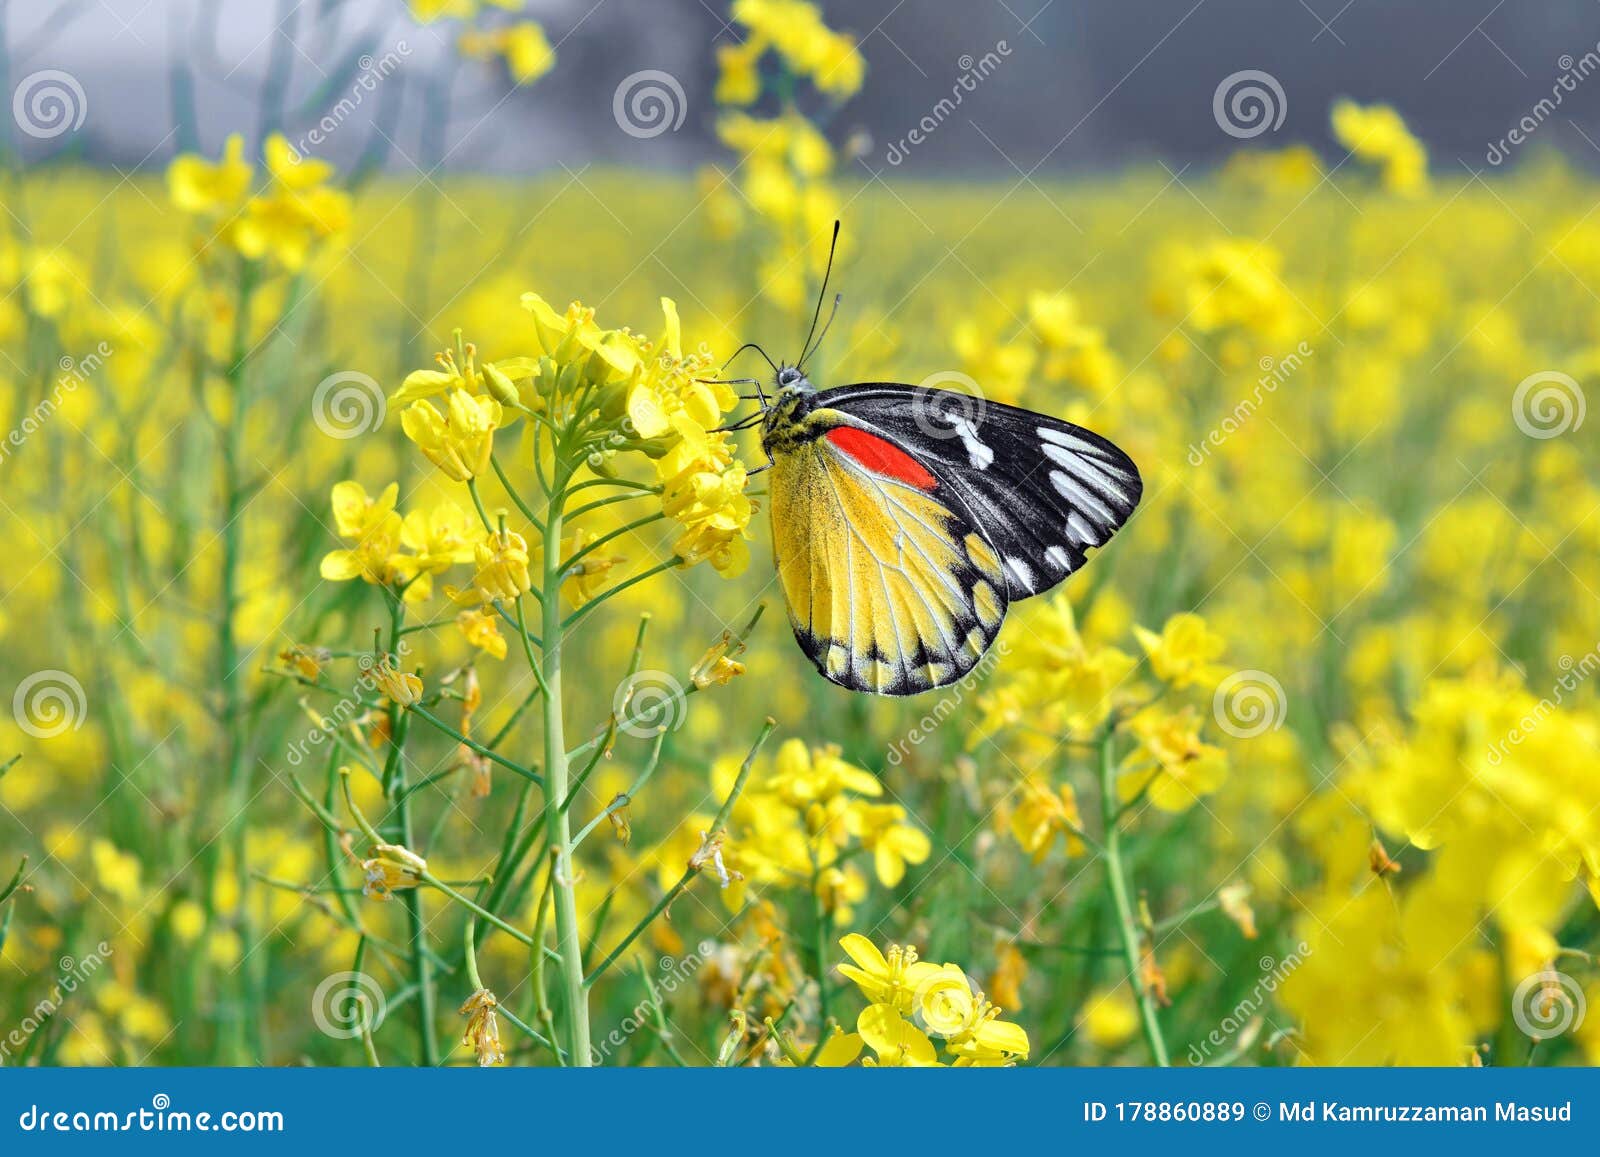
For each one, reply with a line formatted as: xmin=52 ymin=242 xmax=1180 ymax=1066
xmin=799 ymin=293 xmax=841 ymax=371
xmin=798 ymin=219 xmax=841 ymax=367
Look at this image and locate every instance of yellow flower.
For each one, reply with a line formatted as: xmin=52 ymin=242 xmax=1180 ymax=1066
xmin=836 ymin=934 xmax=940 ymax=1015
xmin=370 ymin=655 xmax=424 ymax=709
xmin=401 ymin=389 xmax=502 ymax=481
xmin=846 ymin=802 xmax=930 ymax=887
xmin=1331 ymin=99 xmax=1428 ymax=196
xmin=1133 ymin=613 xmax=1227 ymax=689
xmin=361 ymin=842 xmax=427 ymax=900
xmin=1008 ymin=778 xmax=1087 ymax=863
xmin=856 ymin=1003 xmax=941 ymax=1067
xmin=320 ymin=481 xmax=404 ymax=587
xmin=456 ymin=607 xmax=507 ymax=660
xmin=167 ymin=133 xmax=252 ymax=216
xmin=1119 ymin=708 xmax=1228 ymax=813
xmin=448 ymin=527 xmax=533 ymax=605
xmin=459 ymin=21 xmax=556 ymax=85
xmin=715 ymin=38 xmax=766 ymax=105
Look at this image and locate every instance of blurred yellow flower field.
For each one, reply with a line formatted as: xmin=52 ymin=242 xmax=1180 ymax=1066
xmin=2 ymin=0 xmax=1599 ymax=1070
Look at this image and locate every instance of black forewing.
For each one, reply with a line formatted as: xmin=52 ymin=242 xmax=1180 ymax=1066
xmin=815 ymin=382 xmax=1143 ymax=599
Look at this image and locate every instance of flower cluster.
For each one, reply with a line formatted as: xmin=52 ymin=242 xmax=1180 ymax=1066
xmin=167 ymin=134 xmax=351 ymax=270
xmin=661 ymin=739 xmax=930 ymax=921
xmin=822 ymin=934 xmax=1030 ymax=1067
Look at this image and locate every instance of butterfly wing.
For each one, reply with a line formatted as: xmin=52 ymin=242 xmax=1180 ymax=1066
xmin=768 ymin=419 xmax=1010 ymax=695
xmin=813 ymin=383 xmax=1143 ymax=599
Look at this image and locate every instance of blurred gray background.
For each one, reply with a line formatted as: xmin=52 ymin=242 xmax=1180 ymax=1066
xmin=10 ymin=0 xmax=1600 ymax=174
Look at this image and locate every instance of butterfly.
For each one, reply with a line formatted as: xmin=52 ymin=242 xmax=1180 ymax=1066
xmin=721 ymin=224 xmax=1143 ymax=696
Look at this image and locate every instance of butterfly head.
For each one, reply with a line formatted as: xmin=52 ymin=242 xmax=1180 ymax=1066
xmin=774 ymin=364 xmax=814 ymax=395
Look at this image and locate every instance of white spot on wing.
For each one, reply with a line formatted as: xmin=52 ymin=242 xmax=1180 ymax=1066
xmin=1004 ymin=555 xmax=1035 ymax=590
xmin=1067 ymin=512 xmax=1100 ymax=544
xmin=1045 ymin=545 xmax=1073 ymax=570
xmin=949 ymin=415 xmax=994 ymax=471
xmin=1049 ymin=469 xmax=1116 ymax=524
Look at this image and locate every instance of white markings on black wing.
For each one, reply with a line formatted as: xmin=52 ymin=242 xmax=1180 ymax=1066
xmin=948 ymin=414 xmax=995 ymax=471
xmin=811 ymin=383 xmax=1144 ymax=602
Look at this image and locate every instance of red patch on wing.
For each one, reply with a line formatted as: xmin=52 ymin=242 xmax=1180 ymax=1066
xmin=825 ymin=427 xmax=938 ymax=490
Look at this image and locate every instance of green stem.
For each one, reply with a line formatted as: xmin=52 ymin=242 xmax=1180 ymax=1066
xmin=1097 ymin=724 xmax=1169 ymax=1066
xmin=541 ymin=465 xmax=592 ymax=1066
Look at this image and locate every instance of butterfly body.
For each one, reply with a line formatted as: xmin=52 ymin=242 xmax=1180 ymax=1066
xmin=759 ymin=364 xmax=1142 ymax=696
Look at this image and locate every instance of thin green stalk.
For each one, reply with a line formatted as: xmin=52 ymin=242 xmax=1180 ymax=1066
xmin=540 ymin=461 xmax=592 ymax=1065
xmin=1097 ymin=723 xmax=1169 ymax=1066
